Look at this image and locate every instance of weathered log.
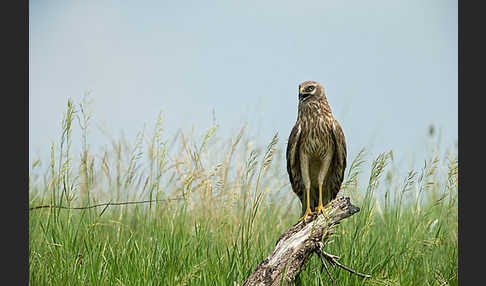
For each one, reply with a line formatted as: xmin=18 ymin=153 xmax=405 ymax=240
xmin=241 ymin=196 xmax=368 ymax=286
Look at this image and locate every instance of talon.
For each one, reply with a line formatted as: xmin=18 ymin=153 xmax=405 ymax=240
xmin=299 ymin=208 xmax=316 ymax=222
xmin=315 ymin=204 xmax=330 ymax=219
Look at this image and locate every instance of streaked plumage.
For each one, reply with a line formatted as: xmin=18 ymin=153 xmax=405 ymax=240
xmin=286 ymin=80 xmax=347 ymax=219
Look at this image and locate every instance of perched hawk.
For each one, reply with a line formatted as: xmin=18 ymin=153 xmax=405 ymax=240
xmin=286 ymin=80 xmax=347 ymax=221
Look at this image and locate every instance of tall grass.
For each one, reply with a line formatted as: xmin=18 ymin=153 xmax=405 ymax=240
xmin=29 ymin=98 xmax=457 ymax=285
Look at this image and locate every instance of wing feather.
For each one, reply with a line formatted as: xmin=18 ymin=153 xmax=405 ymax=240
xmin=327 ymin=120 xmax=347 ymax=200
xmin=286 ymin=123 xmax=305 ymax=199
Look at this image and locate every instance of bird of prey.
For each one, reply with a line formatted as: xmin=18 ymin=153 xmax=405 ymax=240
xmin=286 ymin=80 xmax=347 ymax=221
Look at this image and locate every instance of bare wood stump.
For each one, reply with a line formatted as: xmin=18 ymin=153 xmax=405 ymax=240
xmin=241 ymin=196 xmax=369 ymax=286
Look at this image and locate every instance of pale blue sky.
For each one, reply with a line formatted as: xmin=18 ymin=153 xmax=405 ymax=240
xmin=29 ymin=0 xmax=457 ymax=172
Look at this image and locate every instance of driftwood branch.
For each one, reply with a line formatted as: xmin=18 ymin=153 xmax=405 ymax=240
xmin=241 ymin=196 xmax=370 ymax=286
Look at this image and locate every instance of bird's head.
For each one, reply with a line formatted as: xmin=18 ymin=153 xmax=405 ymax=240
xmin=298 ymin=81 xmax=325 ymax=103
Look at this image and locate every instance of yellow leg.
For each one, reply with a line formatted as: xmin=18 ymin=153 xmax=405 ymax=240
xmin=299 ymin=187 xmax=315 ymax=222
xmin=315 ymin=185 xmax=329 ymax=219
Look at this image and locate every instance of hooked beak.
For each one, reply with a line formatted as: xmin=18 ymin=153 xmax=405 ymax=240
xmin=299 ymin=87 xmax=310 ymax=101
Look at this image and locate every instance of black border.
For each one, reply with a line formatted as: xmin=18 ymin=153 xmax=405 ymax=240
xmin=458 ymin=0 xmax=481 ymax=284
xmin=5 ymin=0 xmax=29 ymax=284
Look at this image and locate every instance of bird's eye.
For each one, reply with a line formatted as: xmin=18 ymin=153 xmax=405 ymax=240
xmin=305 ymin=86 xmax=315 ymax=92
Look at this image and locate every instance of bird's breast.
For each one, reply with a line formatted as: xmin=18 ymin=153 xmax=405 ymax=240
xmin=300 ymin=115 xmax=334 ymax=158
